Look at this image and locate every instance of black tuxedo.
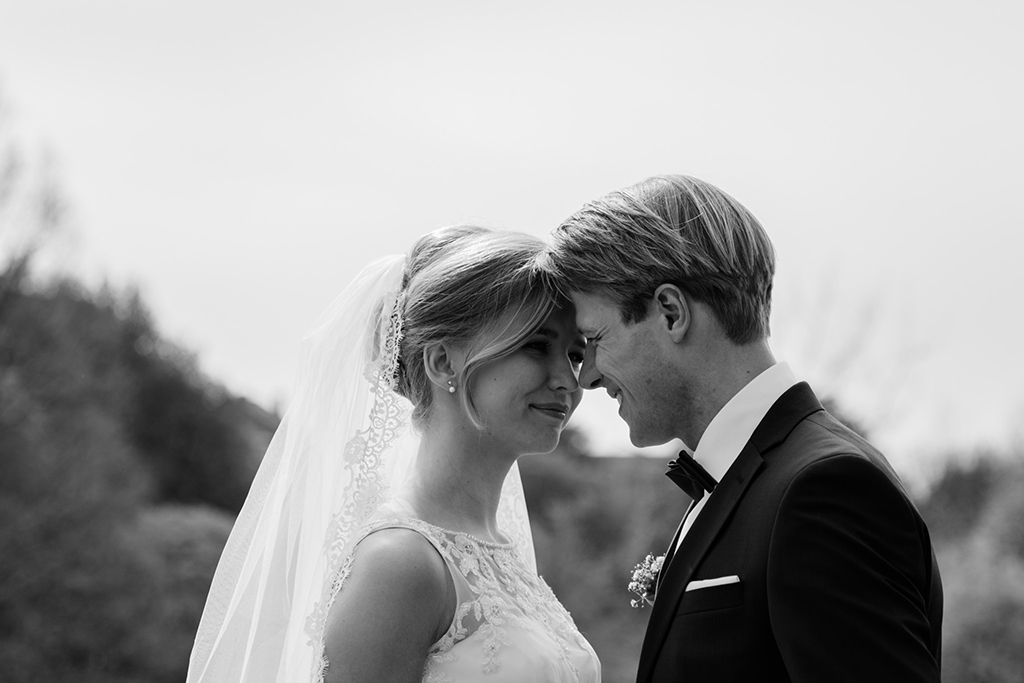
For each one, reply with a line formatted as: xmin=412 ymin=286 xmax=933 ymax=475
xmin=637 ymin=383 xmax=942 ymax=683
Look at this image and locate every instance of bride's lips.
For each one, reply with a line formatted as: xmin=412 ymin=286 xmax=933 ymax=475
xmin=530 ymin=402 xmax=570 ymax=421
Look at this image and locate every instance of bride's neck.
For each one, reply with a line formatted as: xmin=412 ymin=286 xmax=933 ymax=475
xmin=397 ymin=420 xmax=515 ymax=543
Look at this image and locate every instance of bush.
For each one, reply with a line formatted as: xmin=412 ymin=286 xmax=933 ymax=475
xmin=0 ymin=280 xmax=272 ymax=682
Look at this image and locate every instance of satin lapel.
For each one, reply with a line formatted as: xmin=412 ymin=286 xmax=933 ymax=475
xmin=635 ymin=382 xmax=824 ymax=683
xmin=656 ymin=499 xmax=695 ymax=593
xmin=636 ymin=443 xmax=764 ymax=682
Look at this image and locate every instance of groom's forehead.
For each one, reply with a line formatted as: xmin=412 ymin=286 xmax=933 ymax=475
xmin=570 ymin=292 xmax=618 ymax=331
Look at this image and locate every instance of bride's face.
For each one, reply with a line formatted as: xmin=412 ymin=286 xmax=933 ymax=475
xmin=466 ymin=305 xmax=586 ymax=456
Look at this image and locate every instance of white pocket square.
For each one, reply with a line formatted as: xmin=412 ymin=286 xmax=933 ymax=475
xmin=685 ymin=575 xmax=740 ymax=592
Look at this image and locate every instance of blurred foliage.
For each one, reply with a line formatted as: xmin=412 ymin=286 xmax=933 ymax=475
xmin=0 ymin=274 xmax=272 ymax=682
xmin=920 ymin=456 xmax=1024 ymax=683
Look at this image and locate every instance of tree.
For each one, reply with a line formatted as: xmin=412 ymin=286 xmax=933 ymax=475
xmin=0 ymin=89 xmax=272 ymax=680
xmin=0 ymin=86 xmax=64 ymax=322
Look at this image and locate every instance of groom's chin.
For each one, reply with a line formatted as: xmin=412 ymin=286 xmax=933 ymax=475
xmin=626 ymin=427 xmax=671 ymax=450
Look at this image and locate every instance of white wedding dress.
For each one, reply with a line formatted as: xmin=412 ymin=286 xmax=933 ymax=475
xmin=312 ymin=503 xmax=601 ymax=683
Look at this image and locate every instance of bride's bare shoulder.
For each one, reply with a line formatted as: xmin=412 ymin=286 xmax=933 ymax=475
xmin=354 ymin=526 xmax=450 ymax=589
xmin=322 ymin=527 xmax=454 ymax=683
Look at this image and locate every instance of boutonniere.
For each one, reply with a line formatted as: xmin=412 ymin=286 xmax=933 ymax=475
xmin=628 ymin=553 xmax=665 ymax=608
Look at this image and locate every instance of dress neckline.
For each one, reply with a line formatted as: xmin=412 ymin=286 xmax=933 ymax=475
xmin=378 ymin=500 xmax=516 ymax=549
xmin=415 ymin=517 xmax=516 ymax=549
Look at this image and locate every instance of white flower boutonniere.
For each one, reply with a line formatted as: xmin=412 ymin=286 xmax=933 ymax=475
xmin=628 ymin=553 xmax=665 ymax=608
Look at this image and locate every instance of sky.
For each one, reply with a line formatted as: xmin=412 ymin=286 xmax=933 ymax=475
xmin=1 ymin=0 xmax=1021 ymax=488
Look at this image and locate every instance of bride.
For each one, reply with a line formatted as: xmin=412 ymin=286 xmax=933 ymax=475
xmin=186 ymin=226 xmax=601 ymax=683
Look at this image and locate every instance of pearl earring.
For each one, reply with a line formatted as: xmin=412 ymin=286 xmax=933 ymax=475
xmin=447 ymin=380 xmax=456 ymax=394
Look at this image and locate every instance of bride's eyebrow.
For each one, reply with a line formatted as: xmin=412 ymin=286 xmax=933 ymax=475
xmin=534 ymin=326 xmax=585 ymax=347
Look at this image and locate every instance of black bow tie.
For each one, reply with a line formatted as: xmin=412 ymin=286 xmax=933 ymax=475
xmin=666 ymin=451 xmax=718 ymax=502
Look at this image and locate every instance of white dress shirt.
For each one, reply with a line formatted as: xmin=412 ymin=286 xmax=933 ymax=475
xmin=674 ymin=361 xmax=798 ymax=551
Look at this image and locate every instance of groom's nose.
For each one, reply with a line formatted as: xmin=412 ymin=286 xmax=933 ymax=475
xmin=579 ymin=345 xmax=603 ymax=390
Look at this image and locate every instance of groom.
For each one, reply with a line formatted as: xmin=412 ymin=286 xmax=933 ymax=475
xmin=542 ymin=175 xmax=943 ymax=682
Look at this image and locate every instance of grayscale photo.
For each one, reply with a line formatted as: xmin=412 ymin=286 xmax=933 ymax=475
xmin=1 ymin=2 xmax=1021 ymax=682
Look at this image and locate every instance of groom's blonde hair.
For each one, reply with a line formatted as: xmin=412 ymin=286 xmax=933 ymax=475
xmin=542 ymin=174 xmax=775 ymax=344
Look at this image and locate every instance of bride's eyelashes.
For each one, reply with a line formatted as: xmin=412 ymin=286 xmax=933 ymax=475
xmin=528 ymin=337 xmax=585 ymax=370
xmin=524 ymin=339 xmax=550 ymax=353
xmin=524 ymin=338 xmax=584 ymax=367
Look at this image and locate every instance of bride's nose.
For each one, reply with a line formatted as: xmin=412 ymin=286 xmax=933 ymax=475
xmin=549 ymin=355 xmax=580 ymax=393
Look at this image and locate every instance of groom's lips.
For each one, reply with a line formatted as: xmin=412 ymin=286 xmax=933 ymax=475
xmin=607 ymin=389 xmax=623 ymax=408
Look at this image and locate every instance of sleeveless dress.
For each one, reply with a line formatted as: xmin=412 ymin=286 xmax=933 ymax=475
xmin=314 ymin=511 xmax=601 ymax=683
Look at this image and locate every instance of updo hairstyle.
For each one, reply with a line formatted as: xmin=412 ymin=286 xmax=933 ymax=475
xmin=394 ymin=226 xmax=556 ymax=427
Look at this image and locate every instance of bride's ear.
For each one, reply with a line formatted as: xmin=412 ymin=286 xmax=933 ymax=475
xmin=423 ymin=342 xmax=458 ymax=392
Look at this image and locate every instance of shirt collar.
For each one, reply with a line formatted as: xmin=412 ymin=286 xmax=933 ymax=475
xmin=690 ymin=361 xmax=798 ymax=482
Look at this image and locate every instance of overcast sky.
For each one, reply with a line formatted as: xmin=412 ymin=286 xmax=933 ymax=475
xmin=1 ymin=0 xmax=1021 ymax=488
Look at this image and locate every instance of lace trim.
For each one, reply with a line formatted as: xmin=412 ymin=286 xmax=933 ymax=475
xmin=305 ymin=287 xmax=410 ymax=683
xmin=383 ymin=290 xmax=404 ymax=391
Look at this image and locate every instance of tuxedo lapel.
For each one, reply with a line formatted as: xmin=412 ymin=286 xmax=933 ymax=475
xmin=655 ymin=499 xmax=696 ymax=593
xmin=635 ymin=382 xmax=824 ymax=683
xmin=637 ymin=443 xmax=764 ymax=682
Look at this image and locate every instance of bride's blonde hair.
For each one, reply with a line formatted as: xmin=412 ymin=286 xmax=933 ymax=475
xmin=395 ymin=225 xmax=555 ymax=427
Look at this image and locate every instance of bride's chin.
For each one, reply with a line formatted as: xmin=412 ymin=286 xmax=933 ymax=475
xmin=536 ymin=436 xmax=561 ymax=456
xmin=523 ymin=435 xmax=562 ymax=457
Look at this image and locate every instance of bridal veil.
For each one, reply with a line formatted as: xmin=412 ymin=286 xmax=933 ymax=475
xmin=186 ymin=254 xmax=536 ymax=683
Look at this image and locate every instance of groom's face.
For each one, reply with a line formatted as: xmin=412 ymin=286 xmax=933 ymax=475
xmin=572 ymin=291 xmax=678 ymax=448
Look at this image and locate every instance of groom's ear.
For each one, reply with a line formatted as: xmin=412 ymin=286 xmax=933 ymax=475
xmin=653 ymin=284 xmax=690 ymax=344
